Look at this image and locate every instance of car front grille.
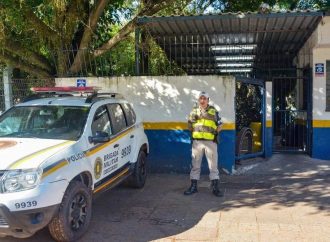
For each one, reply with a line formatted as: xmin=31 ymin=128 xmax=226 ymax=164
xmin=0 ymin=215 xmax=8 ymax=227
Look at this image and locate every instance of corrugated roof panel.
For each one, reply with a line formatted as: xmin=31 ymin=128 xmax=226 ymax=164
xmin=138 ymin=11 xmax=324 ymax=74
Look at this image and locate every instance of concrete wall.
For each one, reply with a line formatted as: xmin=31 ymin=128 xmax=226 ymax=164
xmin=298 ymin=16 xmax=330 ymax=160
xmin=56 ymin=76 xmax=237 ymax=173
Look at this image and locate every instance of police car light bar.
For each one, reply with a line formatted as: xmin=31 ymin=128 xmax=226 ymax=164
xmin=31 ymin=86 xmax=98 ymax=93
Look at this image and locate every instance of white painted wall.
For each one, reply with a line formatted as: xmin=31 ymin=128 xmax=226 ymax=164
xmin=56 ymin=76 xmax=236 ymax=124
xmin=297 ymin=23 xmax=318 ymax=69
xmin=297 ymin=16 xmax=330 ymax=121
xmin=313 ymin=47 xmax=330 ymax=120
xmin=266 ymin=81 xmax=272 ymax=126
xmin=3 ymin=66 xmax=13 ymax=110
xmin=312 ymin=16 xmax=330 ymax=120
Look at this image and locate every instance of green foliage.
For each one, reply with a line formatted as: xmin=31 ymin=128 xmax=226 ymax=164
xmin=93 ymin=38 xmax=136 ymax=76
xmin=0 ymin=0 xmax=328 ymax=78
xmin=147 ymin=37 xmax=186 ymax=75
xmin=235 ymin=82 xmax=262 ymax=131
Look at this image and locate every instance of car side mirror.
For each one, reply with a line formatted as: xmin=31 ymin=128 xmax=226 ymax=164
xmin=89 ymin=131 xmax=110 ymax=144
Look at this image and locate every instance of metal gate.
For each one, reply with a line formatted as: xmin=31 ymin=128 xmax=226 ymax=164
xmin=235 ymin=77 xmax=266 ymax=160
xmin=272 ymin=76 xmax=311 ymax=153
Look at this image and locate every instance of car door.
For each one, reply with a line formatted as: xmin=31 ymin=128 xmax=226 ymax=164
xmin=88 ymin=105 xmax=123 ymax=183
xmin=121 ymin=102 xmax=137 ymax=162
xmin=107 ymin=103 xmax=132 ymax=168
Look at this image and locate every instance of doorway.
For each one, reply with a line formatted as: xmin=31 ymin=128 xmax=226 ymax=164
xmin=235 ymin=77 xmax=265 ymax=160
xmin=272 ymin=76 xmax=311 ymax=153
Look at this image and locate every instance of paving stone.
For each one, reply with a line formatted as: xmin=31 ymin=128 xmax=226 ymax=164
xmin=258 ymin=223 xmax=279 ymax=232
xmin=238 ymin=222 xmax=258 ymax=232
xmin=219 ymin=231 xmax=259 ymax=242
xmin=174 ymin=227 xmax=219 ymax=241
xmin=278 ymin=223 xmax=301 ymax=232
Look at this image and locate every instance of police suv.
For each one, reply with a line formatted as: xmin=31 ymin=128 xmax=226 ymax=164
xmin=0 ymin=87 xmax=149 ymax=241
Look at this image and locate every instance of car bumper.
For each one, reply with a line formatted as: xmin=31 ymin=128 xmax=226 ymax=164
xmin=0 ymin=203 xmax=59 ymax=238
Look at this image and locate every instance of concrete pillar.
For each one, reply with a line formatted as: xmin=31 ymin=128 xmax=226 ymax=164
xmin=265 ymin=81 xmax=273 ymax=157
xmin=3 ymin=66 xmax=13 ymax=110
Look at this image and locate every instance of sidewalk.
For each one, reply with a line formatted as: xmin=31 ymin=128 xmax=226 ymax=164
xmin=4 ymin=154 xmax=330 ymax=242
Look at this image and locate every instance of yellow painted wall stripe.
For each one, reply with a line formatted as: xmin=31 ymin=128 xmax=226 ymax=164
xmin=266 ymin=120 xmax=272 ymax=128
xmin=93 ymin=168 xmax=129 ymax=194
xmin=10 ymin=141 xmax=74 ymax=169
xmin=42 ymin=160 xmax=69 ymax=178
xmin=313 ymin=120 xmax=330 ymax=128
xmin=222 ymin=123 xmax=235 ymax=130
xmin=143 ymin=122 xmax=235 ymax=130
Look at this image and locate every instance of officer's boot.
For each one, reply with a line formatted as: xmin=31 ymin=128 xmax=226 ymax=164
xmin=211 ymin=179 xmax=223 ymax=197
xmin=184 ymin=179 xmax=198 ymax=195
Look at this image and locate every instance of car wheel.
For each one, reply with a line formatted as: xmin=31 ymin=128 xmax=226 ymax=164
xmin=129 ymin=150 xmax=147 ymax=188
xmin=48 ymin=181 xmax=92 ymax=242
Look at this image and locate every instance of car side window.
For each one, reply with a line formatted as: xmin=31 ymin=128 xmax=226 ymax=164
xmin=121 ymin=103 xmax=136 ymax=127
xmin=107 ymin=104 xmax=127 ymax=134
xmin=91 ymin=106 xmax=111 ymax=136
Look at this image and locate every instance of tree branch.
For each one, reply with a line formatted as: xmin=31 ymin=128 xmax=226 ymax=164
xmin=0 ymin=51 xmax=52 ymax=78
xmin=24 ymin=8 xmax=59 ymax=39
xmin=3 ymin=39 xmax=53 ymax=72
xmin=68 ymin=0 xmax=110 ymax=73
xmin=93 ymin=0 xmax=177 ymax=58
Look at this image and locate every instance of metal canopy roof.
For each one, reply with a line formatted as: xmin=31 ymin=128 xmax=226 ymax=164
xmin=137 ymin=11 xmax=324 ymax=75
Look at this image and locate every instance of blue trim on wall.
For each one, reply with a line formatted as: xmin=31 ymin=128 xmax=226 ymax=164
xmin=311 ymin=128 xmax=330 ymax=160
xmin=145 ymin=130 xmax=235 ymax=174
xmin=265 ymin=127 xmax=273 ymax=157
xmin=219 ymin=130 xmax=236 ymax=173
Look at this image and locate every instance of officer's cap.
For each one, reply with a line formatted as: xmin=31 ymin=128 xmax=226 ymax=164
xmin=199 ymin=91 xmax=209 ymax=99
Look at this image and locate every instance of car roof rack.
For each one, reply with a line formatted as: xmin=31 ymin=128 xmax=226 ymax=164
xmin=85 ymin=92 xmax=125 ymax=103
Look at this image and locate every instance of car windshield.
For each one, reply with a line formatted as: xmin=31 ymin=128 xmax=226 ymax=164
xmin=0 ymin=106 xmax=90 ymax=140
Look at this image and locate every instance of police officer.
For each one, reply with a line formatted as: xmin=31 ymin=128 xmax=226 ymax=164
xmin=184 ymin=91 xmax=223 ymax=197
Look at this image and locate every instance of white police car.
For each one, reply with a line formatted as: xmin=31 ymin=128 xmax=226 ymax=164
xmin=0 ymin=87 xmax=149 ymax=241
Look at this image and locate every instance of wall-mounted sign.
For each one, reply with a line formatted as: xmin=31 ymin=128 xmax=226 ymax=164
xmin=315 ymin=63 xmax=324 ymax=77
xmin=77 ymin=79 xmax=87 ymax=87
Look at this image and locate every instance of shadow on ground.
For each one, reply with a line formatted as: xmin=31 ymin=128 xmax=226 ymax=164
xmin=2 ymin=154 xmax=330 ymax=242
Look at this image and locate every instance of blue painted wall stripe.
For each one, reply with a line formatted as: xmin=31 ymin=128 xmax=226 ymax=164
xmin=265 ymin=127 xmax=273 ymax=157
xmin=145 ymin=130 xmax=235 ymax=174
xmin=312 ymin=128 xmax=330 ymax=160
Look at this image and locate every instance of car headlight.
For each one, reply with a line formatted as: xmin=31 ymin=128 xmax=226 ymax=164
xmin=1 ymin=168 xmax=43 ymax=193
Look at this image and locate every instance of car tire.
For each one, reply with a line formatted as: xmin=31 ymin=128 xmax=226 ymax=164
xmin=48 ymin=181 xmax=92 ymax=242
xmin=129 ymin=150 xmax=147 ymax=188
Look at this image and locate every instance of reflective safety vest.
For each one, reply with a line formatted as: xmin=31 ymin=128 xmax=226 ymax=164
xmin=190 ymin=106 xmax=217 ymax=140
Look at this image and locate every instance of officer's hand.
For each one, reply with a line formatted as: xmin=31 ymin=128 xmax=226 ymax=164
xmin=216 ymin=126 xmax=222 ymax=133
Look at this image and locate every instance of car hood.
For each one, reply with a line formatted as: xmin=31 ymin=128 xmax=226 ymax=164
xmin=0 ymin=138 xmax=75 ymax=170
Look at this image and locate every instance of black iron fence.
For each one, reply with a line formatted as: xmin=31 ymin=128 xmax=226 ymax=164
xmin=0 ymin=78 xmax=55 ymax=113
xmin=51 ymin=37 xmax=186 ymax=78
xmin=51 ymin=36 xmax=297 ymax=78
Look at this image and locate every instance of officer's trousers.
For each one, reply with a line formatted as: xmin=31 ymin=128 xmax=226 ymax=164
xmin=190 ymin=139 xmax=220 ymax=180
